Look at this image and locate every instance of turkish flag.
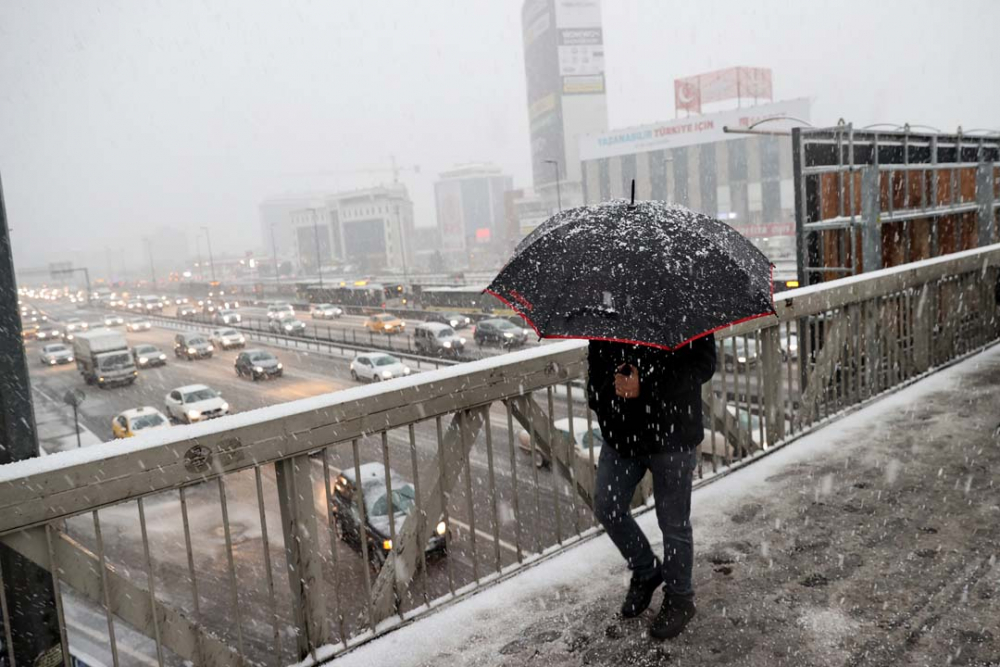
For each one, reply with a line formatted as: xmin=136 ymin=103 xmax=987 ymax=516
xmin=674 ymin=78 xmax=701 ymax=114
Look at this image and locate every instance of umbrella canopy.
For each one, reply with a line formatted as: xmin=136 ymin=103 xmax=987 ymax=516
xmin=486 ymin=200 xmax=774 ymax=350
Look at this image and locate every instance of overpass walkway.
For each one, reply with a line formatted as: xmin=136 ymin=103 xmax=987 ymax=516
xmin=335 ymin=343 xmax=1000 ymax=667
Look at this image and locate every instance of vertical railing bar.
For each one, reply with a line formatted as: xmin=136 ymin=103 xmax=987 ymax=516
xmin=43 ymin=525 xmax=71 ymax=667
xmin=798 ymin=318 xmax=808 ymax=424
xmin=434 ymin=418 xmax=456 ymax=596
xmin=527 ymin=395 xmax=544 ymax=554
xmin=583 ymin=372 xmax=598 ymax=514
xmin=92 ymin=511 xmax=120 ymax=667
xmin=742 ymin=335 xmax=751 ymax=457
xmin=0 ymin=552 xmax=23 ymax=667
xmin=351 ymin=438 xmax=378 ymax=629
xmin=217 ymin=477 xmax=246 ymax=658
xmin=709 ymin=341 xmax=719 ymax=473
xmin=406 ymin=424 xmax=431 ymax=608
xmin=458 ymin=414 xmax=480 ymax=584
xmin=783 ymin=323 xmax=793 ymax=427
xmin=563 ymin=382 xmax=581 ymax=536
xmin=178 ymin=487 xmax=202 ymax=627
xmin=546 ymin=386 xmax=563 ymax=545
xmin=380 ymin=430 xmax=404 ymax=618
xmin=755 ymin=330 xmax=765 ymax=448
xmin=731 ymin=336 xmax=743 ymax=460
xmin=136 ymin=499 xmax=165 ymax=667
xmin=482 ymin=406 xmax=503 ymax=574
xmin=255 ymin=466 xmax=286 ymax=663
xmin=720 ymin=336 xmax=731 ymax=466
xmin=505 ymin=400 xmax=525 ymax=563
xmin=0 ymin=552 xmax=16 ymax=667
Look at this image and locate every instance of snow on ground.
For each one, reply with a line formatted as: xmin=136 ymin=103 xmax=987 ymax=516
xmin=330 ymin=343 xmax=1000 ymax=667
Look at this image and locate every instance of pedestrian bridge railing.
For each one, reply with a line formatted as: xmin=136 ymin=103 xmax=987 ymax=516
xmin=1 ymin=244 xmax=998 ymax=666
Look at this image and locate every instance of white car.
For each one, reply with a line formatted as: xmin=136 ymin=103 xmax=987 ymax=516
xmin=310 ymin=303 xmax=343 ymax=319
xmin=39 ymin=343 xmax=74 ymax=366
xmin=164 ymin=384 xmax=229 ymax=424
xmin=516 ymin=417 xmax=605 ymax=468
xmin=103 ymin=314 xmax=125 ymax=327
xmin=215 ymin=309 xmax=242 ymax=325
xmin=267 ymin=303 xmax=295 ymax=319
xmin=64 ymin=317 xmax=88 ymax=333
xmin=350 ymin=353 xmax=411 ymax=382
xmin=126 ymin=317 xmax=152 ymax=332
xmin=210 ymin=327 xmax=246 ymax=349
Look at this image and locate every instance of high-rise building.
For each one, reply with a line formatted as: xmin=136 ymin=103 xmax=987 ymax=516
xmin=521 ymin=0 xmax=608 ymax=213
xmin=286 ymin=185 xmax=414 ymax=275
xmin=259 ymin=194 xmax=327 ymax=267
xmin=434 ymin=164 xmax=513 ymax=266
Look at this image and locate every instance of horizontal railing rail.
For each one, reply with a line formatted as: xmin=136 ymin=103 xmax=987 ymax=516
xmin=1 ymin=243 xmax=998 ymax=666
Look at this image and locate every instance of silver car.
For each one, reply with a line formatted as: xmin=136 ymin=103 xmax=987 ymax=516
xmin=40 ymin=343 xmax=74 ymax=366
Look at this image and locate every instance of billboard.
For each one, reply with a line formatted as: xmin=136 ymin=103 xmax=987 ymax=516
xmin=523 ymin=0 xmax=606 ymax=189
xmin=674 ymin=67 xmax=774 ymax=115
xmin=580 ymin=97 xmax=810 ymax=161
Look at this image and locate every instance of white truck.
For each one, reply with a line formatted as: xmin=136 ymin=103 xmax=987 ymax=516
xmin=72 ymin=329 xmax=138 ymax=388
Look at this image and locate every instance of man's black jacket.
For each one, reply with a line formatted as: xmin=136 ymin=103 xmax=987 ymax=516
xmin=586 ymin=335 xmax=716 ymax=457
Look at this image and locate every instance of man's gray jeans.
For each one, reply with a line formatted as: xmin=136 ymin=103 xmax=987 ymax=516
xmin=593 ymin=444 xmax=698 ymax=599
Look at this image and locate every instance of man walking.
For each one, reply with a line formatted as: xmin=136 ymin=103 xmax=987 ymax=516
xmin=587 ymin=334 xmax=716 ymax=640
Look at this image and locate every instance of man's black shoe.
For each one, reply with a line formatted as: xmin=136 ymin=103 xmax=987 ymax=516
xmin=621 ymin=561 xmax=663 ymax=618
xmin=650 ymin=595 xmax=696 ymax=640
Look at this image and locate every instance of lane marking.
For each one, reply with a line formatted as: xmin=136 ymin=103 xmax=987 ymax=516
xmin=447 ymin=517 xmax=520 ymax=555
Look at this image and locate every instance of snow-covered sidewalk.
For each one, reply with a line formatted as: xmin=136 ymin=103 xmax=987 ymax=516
xmin=333 ymin=344 xmax=1000 ymax=667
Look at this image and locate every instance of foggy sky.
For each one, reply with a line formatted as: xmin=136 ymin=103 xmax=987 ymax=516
xmin=2 ymin=0 xmax=998 ymax=274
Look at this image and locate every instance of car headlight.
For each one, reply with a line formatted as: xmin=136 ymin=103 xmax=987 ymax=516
xmin=238 ymin=336 xmax=245 ymax=343
xmin=139 ymin=357 xmax=148 ymax=364
xmin=459 ymin=337 xmax=466 ymax=344
xmin=67 ymin=356 xmax=73 ymax=362
xmin=382 ymin=370 xmax=393 ymax=378
xmin=464 ymin=318 xmax=470 ymax=324
xmin=436 ymin=521 xmax=447 ymax=535
xmin=221 ymin=402 xmax=229 ymax=411
xmin=382 ymin=539 xmax=392 ymax=551
xmin=523 ymin=329 xmax=531 ymax=336
xmin=284 ymin=324 xmax=293 ymax=331
xmin=443 ymin=341 xmax=452 ymax=348
xmin=188 ymin=347 xmax=196 ymax=354
xmin=403 ymin=367 xmax=411 ymax=375
xmin=449 ymin=320 xmax=458 ymax=327
xmin=49 ymin=359 xmax=56 ymax=365
xmin=254 ymin=366 xmax=264 ymax=373
xmin=208 ymin=345 xmax=214 ymax=351
xmin=159 ymin=354 xmax=166 ymax=360
xmin=187 ymin=410 xmax=200 ymax=419
xmin=737 ymin=356 xmax=747 ymax=363
xmin=503 ymin=332 xmax=513 ymax=338
xmin=276 ymin=363 xmax=283 ymax=369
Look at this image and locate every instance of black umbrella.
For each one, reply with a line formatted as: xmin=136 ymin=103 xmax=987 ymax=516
xmin=485 ymin=199 xmax=775 ymax=350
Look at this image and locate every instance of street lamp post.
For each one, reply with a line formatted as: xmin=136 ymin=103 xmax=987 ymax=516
xmin=270 ymin=222 xmax=280 ymax=293
xmin=312 ymin=212 xmax=324 ymax=289
xmin=545 ymin=159 xmax=561 ymax=213
xmin=200 ymin=226 xmax=216 ymax=282
xmin=143 ymin=237 xmax=156 ymax=287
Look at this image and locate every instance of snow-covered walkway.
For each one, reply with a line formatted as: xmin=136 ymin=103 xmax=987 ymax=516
xmin=333 ymin=343 xmax=1000 ymax=667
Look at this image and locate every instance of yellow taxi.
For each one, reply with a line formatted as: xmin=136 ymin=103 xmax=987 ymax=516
xmin=111 ymin=407 xmax=172 ymax=439
xmin=364 ymin=313 xmax=405 ymax=335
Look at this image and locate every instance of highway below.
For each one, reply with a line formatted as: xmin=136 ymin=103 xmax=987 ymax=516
xmin=25 ymin=299 xmax=596 ymax=666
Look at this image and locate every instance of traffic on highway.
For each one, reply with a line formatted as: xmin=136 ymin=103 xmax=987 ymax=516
xmin=18 ymin=288 xmax=595 ymax=662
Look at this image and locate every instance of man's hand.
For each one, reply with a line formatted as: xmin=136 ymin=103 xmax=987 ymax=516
xmin=614 ymin=363 xmax=640 ymax=399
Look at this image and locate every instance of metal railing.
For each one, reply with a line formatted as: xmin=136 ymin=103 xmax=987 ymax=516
xmin=1 ymin=244 xmax=998 ymax=666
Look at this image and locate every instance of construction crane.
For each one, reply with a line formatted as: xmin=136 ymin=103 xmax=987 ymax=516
xmin=288 ymin=155 xmax=420 ymax=185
